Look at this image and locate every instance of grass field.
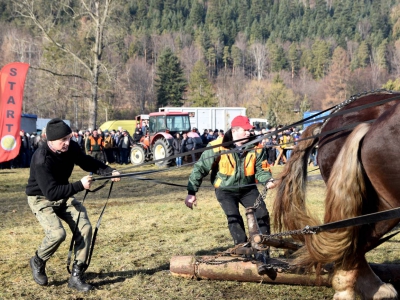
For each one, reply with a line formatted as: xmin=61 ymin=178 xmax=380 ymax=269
xmin=0 ymin=163 xmax=399 ymax=300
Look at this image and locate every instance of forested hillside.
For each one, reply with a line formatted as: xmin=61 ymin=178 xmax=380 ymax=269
xmin=1 ymin=0 xmax=400 ymax=129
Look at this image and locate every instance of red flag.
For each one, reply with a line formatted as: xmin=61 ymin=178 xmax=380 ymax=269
xmin=0 ymin=62 xmax=30 ymax=163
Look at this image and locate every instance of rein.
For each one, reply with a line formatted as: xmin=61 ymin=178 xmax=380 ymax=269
xmin=259 ymin=206 xmax=400 ymax=243
xmin=67 ymin=179 xmax=114 ymax=273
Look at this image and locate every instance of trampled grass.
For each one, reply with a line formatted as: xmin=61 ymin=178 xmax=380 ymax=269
xmin=0 ymin=163 xmax=398 ymax=299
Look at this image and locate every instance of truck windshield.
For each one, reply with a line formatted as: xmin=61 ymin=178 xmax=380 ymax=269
xmin=166 ymin=115 xmax=191 ymax=132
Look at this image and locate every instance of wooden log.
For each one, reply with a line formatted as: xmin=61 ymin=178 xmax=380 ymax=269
xmin=170 ymin=256 xmax=400 ymax=288
xmin=170 ymin=255 xmax=330 ymax=286
xmin=251 ymin=235 xmax=302 ymax=251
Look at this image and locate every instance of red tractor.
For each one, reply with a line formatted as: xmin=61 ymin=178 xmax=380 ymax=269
xmin=130 ymin=111 xmax=191 ymax=167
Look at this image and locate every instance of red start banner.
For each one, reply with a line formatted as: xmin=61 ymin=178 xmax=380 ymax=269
xmin=0 ymin=62 xmax=30 ymax=163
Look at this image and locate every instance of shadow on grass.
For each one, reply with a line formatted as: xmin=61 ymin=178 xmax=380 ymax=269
xmin=0 ymin=171 xmax=17 ymax=174
xmin=79 ymin=246 xmax=235 ymax=288
xmin=84 ymin=263 xmax=171 ymax=287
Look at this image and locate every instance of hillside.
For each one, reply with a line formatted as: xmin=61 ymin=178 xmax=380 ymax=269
xmin=1 ymin=0 xmax=399 ymax=128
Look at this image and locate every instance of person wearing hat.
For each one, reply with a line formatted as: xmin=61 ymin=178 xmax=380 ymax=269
xmin=184 ymin=115 xmax=276 ymax=273
xmin=26 ymin=118 xmax=121 ymax=292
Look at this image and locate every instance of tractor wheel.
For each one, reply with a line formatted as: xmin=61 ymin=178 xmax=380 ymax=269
xmin=130 ymin=145 xmax=146 ymax=165
xmin=153 ymin=138 xmax=174 ymax=167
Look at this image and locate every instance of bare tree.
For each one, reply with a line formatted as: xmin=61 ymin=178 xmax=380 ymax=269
xmin=14 ymin=0 xmax=115 ymax=128
xmin=126 ymin=58 xmax=154 ymax=114
xmin=180 ymin=44 xmax=202 ymax=82
xmin=250 ymin=42 xmax=267 ymax=81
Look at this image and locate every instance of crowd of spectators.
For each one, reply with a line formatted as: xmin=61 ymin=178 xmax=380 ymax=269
xmin=0 ymin=123 xmax=150 ymax=169
xmin=0 ymin=123 xmax=318 ymax=169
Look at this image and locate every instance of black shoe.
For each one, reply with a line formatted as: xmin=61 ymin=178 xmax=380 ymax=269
xmin=29 ymin=252 xmax=48 ymax=286
xmin=68 ymin=262 xmax=94 ymax=292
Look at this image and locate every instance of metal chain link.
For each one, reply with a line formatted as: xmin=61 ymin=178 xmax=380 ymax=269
xmin=260 ymin=225 xmax=319 ymax=243
xmin=250 ymin=179 xmax=272 ymax=210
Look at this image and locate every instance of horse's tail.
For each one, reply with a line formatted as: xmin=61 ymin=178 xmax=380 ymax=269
xmin=296 ymin=123 xmax=370 ymax=269
xmin=273 ymin=123 xmax=322 ymax=243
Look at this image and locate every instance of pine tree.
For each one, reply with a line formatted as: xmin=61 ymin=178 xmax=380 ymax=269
xmin=187 ymin=60 xmax=217 ymax=106
xmin=357 ymin=41 xmax=369 ymax=68
xmin=375 ymin=39 xmax=388 ymax=70
xmin=267 ymin=41 xmax=288 ymax=72
xmin=189 ymin=0 xmax=204 ymax=26
xmin=267 ymin=108 xmax=277 ymax=127
xmin=154 ymin=48 xmax=187 ymax=107
xmin=231 ymin=45 xmax=242 ymax=74
xmin=311 ymin=40 xmax=330 ymax=79
xmin=288 ymin=43 xmax=299 ymax=79
xmin=223 ymin=46 xmax=230 ymax=70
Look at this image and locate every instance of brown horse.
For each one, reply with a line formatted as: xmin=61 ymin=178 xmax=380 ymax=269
xmin=273 ymin=90 xmax=400 ymax=299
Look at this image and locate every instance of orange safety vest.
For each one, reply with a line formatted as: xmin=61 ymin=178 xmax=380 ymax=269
xmin=89 ymin=136 xmax=103 ymax=151
xmin=210 ymin=138 xmax=271 ymax=188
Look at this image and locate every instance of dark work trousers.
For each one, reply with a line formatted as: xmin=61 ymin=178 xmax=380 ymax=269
xmin=215 ymin=188 xmax=270 ymax=245
xmin=120 ymin=148 xmax=130 ymax=164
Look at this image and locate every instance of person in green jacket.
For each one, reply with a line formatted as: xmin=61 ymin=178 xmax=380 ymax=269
xmin=184 ymin=116 xmax=276 ymax=247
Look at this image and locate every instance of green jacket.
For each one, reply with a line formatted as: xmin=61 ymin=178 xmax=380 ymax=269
xmin=187 ymin=135 xmax=272 ymax=195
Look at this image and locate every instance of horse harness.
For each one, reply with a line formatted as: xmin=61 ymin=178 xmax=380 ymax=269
xmin=74 ymin=89 xmax=400 ymax=272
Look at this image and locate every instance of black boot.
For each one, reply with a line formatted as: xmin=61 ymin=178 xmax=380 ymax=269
xmin=29 ymin=252 xmax=48 ymax=286
xmin=68 ymin=262 xmax=94 ymax=292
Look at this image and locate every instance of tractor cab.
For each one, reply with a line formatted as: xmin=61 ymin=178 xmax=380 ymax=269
xmin=131 ymin=112 xmax=191 ymax=167
xmin=148 ymin=112 xmax=191 ymax=138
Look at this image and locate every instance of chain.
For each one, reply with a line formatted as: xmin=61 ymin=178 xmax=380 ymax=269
xmin=194 ymin=253 xmax=292 ymax=272
xmin=251 ymin=179 xmax=273 ymax=210
xmin=260 ymin=225 xmax=319 ymax=243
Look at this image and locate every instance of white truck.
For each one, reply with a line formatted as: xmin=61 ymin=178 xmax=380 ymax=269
xmin=158 ymin=107 xmax=247 ymax=132
xmin=249 ymin=118 xmax=269 ymax=130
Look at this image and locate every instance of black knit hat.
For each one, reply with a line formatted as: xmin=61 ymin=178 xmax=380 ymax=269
xmin=46 ymin=118 xmax=72 ymax=141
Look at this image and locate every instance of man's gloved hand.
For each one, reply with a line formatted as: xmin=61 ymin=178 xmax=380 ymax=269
xmin=184 ymin=195 xmax=197 ymax=209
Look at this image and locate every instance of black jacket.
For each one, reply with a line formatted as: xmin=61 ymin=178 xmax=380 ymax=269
xmin=118 ymin=134 xmax=134 ymax=149
xmin=173 ymin=137 xmax=183 ymax=154
xmin=26 ymin=140 xmax=115 ymax=201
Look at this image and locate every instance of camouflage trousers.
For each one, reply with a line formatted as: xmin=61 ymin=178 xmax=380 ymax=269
xmin=27 ymin=196 xmax=92 ymax=264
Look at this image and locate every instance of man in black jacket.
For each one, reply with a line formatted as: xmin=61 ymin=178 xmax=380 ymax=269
xmin=26 ymin=118 xmax=120 ymax=292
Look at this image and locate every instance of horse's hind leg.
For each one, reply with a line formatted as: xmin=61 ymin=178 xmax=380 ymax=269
xmin=332 ymin=256 xmax=397 ymax=300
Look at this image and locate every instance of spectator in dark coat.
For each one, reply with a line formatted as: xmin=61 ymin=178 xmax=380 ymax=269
xmin=133 ymin=129 xmax=143 ymax=144
xmin=118 ymin=130 xmax=134 ymax=164
xmin=201 ymin=129 xmax=209 ymax=146
xmin=173 ymin=132 xmax=183 ymax=167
